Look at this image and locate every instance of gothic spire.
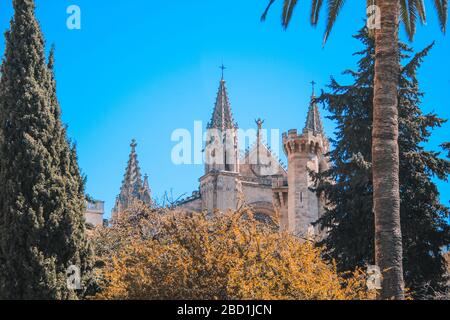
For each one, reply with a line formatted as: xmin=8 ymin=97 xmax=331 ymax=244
xmin=112 ymin=139 xmax=152 ymax=218
xmin=121 ymin=139 xmax=143 ymax=197
xmin=304 ymin=85 xmax=324 ymax=135
xmin=207 ymin=76 xmax=237 ymax=131
xmin=141 ymin=174 xmax=152 ymax=205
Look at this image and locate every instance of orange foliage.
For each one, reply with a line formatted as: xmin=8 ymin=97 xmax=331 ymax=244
xmin=90 ymin=203 xmax=375 ymax=300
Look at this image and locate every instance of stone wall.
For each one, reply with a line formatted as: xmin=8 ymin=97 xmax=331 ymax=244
xmin=178 ymin=197 xmax=202 ymax=212
xmin=85 ymin=211 xmax=104 ymax=227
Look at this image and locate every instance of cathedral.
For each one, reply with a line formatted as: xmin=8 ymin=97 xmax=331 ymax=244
xmin=111 ymin=74 xmax=329 ymax=238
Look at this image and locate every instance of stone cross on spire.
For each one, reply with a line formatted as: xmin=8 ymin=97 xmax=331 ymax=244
xmin=220 ymin=63 xmax=226 ymax=80
xmin=130 ymin=139 xmax=137 ymax=151
xmin=310 ymin=80 xmax=316 ymax=97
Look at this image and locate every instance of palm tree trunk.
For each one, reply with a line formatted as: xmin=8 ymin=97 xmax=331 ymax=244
xmin=373 ymin=0 xmax=405 ymax=300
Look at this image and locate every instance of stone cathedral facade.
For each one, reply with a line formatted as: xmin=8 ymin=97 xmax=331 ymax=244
xmin=177 ymin=76 xmax=330 ymax=237
xmin=112 ymin=76 xmax=329 ymax=238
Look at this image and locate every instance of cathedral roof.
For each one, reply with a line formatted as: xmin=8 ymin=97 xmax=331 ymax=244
xmin=304 ymin=95 xmax=324 ymax=136
xmin=242 ymin=141 xmax=287 ymax=175
xmin=241 ymin=119 xmax=287 ymax=176
xmin=207 ymin=79 xmax=238 ymax=130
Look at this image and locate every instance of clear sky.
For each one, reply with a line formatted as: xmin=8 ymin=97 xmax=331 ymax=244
xmin=0 ymin=0 xmax=448 ymax=218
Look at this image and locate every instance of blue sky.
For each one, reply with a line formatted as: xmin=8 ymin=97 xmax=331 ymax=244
xmin=0 ymin=0 xmax=448 ymax=218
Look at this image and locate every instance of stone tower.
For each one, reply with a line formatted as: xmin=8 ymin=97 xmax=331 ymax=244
xmin=111 ymin=139 xmax=152 ymax=219
xmin=281 ymin=91 xmax=329 ymax=237
xmin=204 ymin=77 xmax=239 ymax=173
xmin=201 ymin=75 xmax=240 ymax=212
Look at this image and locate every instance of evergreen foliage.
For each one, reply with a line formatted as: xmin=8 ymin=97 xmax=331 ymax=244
xmin=0 ymin=0 xmax=93 ymax=299
xmin=315 ymin=28 xmax=450 ymax=297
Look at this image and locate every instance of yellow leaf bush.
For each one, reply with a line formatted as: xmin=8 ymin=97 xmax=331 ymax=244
xmin=90 ymin=203 xmax=374 ymax=300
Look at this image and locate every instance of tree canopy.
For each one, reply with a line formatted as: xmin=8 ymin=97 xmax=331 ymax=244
xmin=91 ymin=203 xmax=374 ymax=300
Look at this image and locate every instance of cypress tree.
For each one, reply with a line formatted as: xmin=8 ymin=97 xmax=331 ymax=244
xmin=0 ymin=0 xmax=93 ymax=299
xmin=315 ymin=28 xmax=450 ymax=297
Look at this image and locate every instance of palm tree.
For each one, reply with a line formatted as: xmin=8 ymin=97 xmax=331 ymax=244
xmin=261 ymin=0 xmax=447 ymax=300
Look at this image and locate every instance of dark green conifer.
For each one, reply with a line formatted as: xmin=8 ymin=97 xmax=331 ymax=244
xmin=0 ymin=0 xmax=93 ymax=299
xmin=315 ymin=28 xmax=450 ymax=297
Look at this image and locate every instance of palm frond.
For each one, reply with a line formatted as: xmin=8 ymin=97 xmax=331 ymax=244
xmin=261 ymin=0 xmax=277 ymax=22
xmin=311 ymin=0 xmax=325 ymax=26
xmin=400 ymin=0 xmax=430 ymax=41
xmin=323 ymin=0 xmax=346 ymax=45
xmin=433 ymin=0 xmax=448 ymax=33
xmin=400 ymin=0 xmax=413 ymax=40
xmin=415 ymin=0 xmax=427 ymax=23
xmin=408 ymin=0 xmax=418 ymax=40
xmin=282 ymin=0 xmax=299 ymax=28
